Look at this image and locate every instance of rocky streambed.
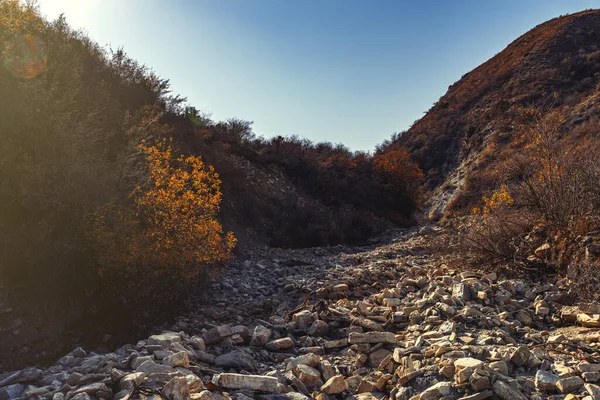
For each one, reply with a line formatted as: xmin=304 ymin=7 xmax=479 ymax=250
xmin=3 ymin=226 xmax=600 ymax=400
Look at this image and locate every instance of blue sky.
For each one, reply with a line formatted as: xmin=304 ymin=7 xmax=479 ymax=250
xmin=38 ymin=0 xmax=599 ymax=151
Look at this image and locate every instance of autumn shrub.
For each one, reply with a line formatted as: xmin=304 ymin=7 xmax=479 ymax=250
xmin=515 ymin=112 xmax=600 ymax=238
xmin=0 ymin=0 xmax=44 ymax=43
xmin=88 ymin=140 xmax=235 ymax=312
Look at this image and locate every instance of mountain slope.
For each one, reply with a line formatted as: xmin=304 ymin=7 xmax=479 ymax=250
xmin=393 ymin=9 xmax=600 ymax=217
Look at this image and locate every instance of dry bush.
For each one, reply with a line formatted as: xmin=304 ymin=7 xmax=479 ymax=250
xmin=513 ymin=111 xmax=600 ymax=246
xmin=464 ymin=109 xmax=600 ymax=272
xmin=464 ymin=186 xmax=537 ymax=264
xmin=372 ymin=149 xmax=424 ymax=195
xmin=566 ymin=262 xmax=600 ymax=302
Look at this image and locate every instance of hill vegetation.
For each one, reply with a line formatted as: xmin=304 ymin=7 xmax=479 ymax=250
xmin=463 ymin=109 xmax=600 ymax=281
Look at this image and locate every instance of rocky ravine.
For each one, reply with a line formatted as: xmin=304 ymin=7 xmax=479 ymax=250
xmin=3 ymin=226 xmax=600 ymax=400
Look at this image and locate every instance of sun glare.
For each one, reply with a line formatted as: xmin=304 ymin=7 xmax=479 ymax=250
xmin=3 ymin=33 xmax=47 ymax=79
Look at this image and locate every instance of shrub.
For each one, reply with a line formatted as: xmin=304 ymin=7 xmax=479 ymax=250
xmin=514 ymin=111 xmax=600 ymax=239
xmin=464 ymin=185 xmax=536 ymax=263
xmin=373 ymin=149 xmax=424 ymax=189
xmin=0 ymin=0 xmax=43 ymax=43
xmin=89 ymin=139 xmax=236 ymax=307
xmin=464 ymin=109 xmax=600 ymax=272
xmin=372 ymin=148 xmax=424 ymax=211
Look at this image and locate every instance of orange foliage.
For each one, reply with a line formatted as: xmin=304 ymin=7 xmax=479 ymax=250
xmin=517 ymin=109 xmax=567 ymax=186
xmin=90 ymin=139 xmax=235 ymax=288
xmin=373 ymin=149 xmax=424 ymax=188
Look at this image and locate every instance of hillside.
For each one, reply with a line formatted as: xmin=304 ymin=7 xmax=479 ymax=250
xmin=391 ymin=9 xmax=600 ymax=218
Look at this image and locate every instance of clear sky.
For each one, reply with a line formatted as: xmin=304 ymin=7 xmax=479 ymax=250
xmin=38 ymin=0 xmax=599 ymax=151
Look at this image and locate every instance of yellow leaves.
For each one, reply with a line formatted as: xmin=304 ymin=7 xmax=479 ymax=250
xmin=89 ymin=138 xmax=236 ymax=284
xmin=473 ymin=184 xmax=514 ymax=218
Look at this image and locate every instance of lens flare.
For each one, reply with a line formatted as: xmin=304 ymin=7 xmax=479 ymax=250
xmin=3 ymin=34 xmax=47 ymax=79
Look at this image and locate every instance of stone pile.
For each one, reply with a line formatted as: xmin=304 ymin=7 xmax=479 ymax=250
xmin=2 ymin=225 xmax=600 ymax=399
